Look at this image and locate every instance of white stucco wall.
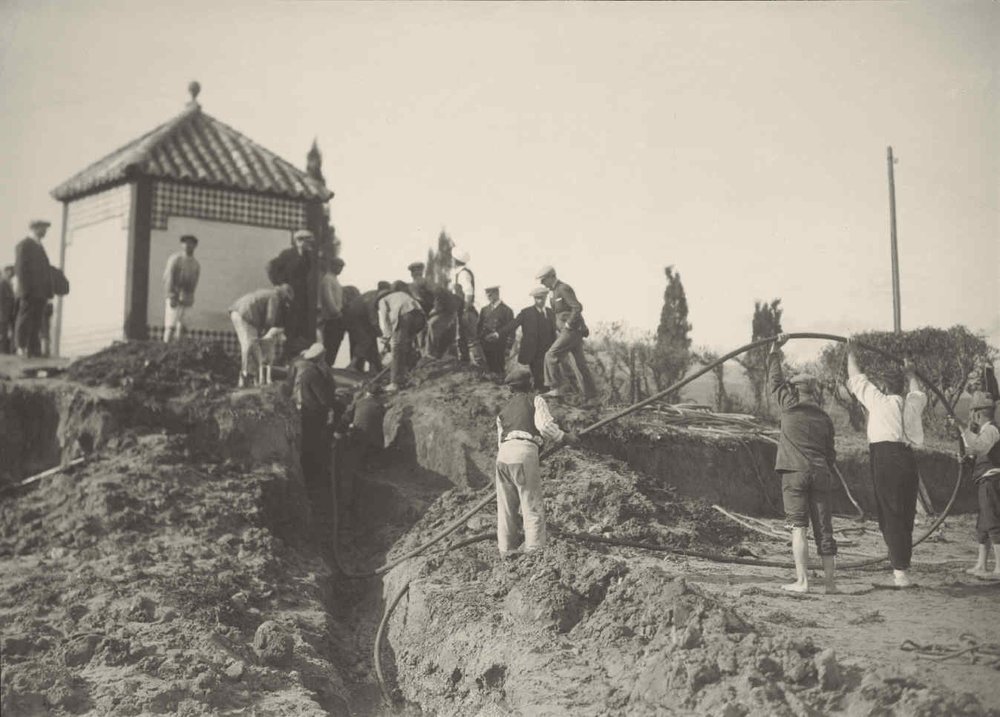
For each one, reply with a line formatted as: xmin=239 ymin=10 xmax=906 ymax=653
xmin=59 ymin=186 xmax=131 ymax=357
xmin=147 ymin=216 xmax=294 ymax=333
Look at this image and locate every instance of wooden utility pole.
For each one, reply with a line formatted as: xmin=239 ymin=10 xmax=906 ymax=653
xmin=887 ymin=146 xmax=901 ymax=333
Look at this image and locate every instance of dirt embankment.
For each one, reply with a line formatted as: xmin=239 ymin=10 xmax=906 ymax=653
xmin=375 ymin=365 xmax=997 ymax=717
xmin=0 ymin=342 xmax=360 ymax=716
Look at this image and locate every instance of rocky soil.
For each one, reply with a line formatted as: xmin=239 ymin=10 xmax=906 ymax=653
xmin=1 ymin=344 xmax=998 ymax=716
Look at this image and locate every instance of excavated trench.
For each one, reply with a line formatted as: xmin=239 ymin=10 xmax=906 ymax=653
xmin=0 ymin=371 xmax=982 ymax=716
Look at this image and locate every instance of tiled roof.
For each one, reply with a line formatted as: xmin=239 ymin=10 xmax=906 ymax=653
xmin=51 ymin=102 xmax=332 ymax=202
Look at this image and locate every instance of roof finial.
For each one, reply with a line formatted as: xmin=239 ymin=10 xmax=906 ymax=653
xmin=188 ymin=80 xmax=201 ymax=105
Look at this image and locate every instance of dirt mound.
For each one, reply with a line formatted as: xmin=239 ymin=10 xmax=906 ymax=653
xmin=0 ymin=433 xmax=347 ymax=716
xmin=66 ymin=339 xmax=238 ymax=400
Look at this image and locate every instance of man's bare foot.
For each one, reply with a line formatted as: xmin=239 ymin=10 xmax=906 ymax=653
xmin=782 ymin=582 xmax=809 ymax=593
xmin=966 ymin=565 xmax=988 ymax=575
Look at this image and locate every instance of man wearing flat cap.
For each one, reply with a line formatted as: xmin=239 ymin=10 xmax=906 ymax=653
xmin=162 ymin=234 xmax=201 ymax=342
xmin=960 ymin=383 xmax=1000 ymax=576
xmin=267 ymin=229 xmax=315 ymax=345
xmin=536 ymin=265 xmax=598 ymax=405
xmin=494 ymin=366 xmax=578 ymax=556
xmin=318 ymin=255 xmax=347 ymax=365
xmin=14 ymin=219 xmax=54 ymax=357
xmin=477 ymin=286 xmax=514 ymax=376
xmin=491 ymin=286 xmax=557 ymax=391
xmin=846 ymin=343 xmax=926 ymax=588
xmin=768 ymin=334 xmax=838 ymax=594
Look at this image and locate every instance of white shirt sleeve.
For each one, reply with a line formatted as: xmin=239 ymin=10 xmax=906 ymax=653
xmin=496 ymin=416 xmax=503 ymax=450
xmin=378 ymin=297 xmax=391 ymax=338
xmin=533 ymin=396 xmax=565 ymax=443
xmin=962 ymin=423 xmax=1000 ymax=456
xmin=846 ymin=373 xmax=890 ymax=413
xmin=903 ymin=390 xmax=927 ymax=446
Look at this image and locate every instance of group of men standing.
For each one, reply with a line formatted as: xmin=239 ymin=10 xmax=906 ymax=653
xmin=0 ymin=219 xmax=69 ymax=358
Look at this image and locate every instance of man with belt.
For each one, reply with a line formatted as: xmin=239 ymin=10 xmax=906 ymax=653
xmin=769 ymin=335 xmax=838 ymax=594
xmin=287 ymin=342 xmax=343 ymax=544
xmin=478 ymin=286 xmax=514 ymax=376
xmin=162 ymin=234 xmax=201 ymax=342
xmin=536 ymin=266 xmax=598 ymax=406
xmin=495 ymin=366 xmax=577 ymax=556
xmin=960 ymin=391 xmax=1000 ymax=576
xmin=14 ymin=219 xmax=54 ymax=357
xmin=846 ymin=345 xmax=926 ymax=588
xmin=378 ymin=281 xmax=426 ymax=392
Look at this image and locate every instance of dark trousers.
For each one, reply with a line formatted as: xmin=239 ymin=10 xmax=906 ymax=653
xmin=780 ymin=466 xmax=837 ymax=556
xmin=870 ymin=441 xmax=919 ymax=570
xmin=390 ymin=310 xmax=426 ymax=386
xmin=348 ymin=324 xmax=382 ymax=373
xmin=976 ymin=476 xmax=1000 ymax=544
xmin=321 ymin=317 xmax=346 ymax=366
xmin=301 ymin=409 xmax=334 ymax=540
xmin=15 ymin=297 xmax=46 ymax=357
xmin=483 ymin=342 xmax=506 ymax=375
xmin=0 ymin=320 xmax=10 ymax=354
xmin=526 ymin=356 xmax=547 ymax=391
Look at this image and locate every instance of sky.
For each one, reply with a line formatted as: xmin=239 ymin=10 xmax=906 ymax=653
xmin=1 ymin=0 xmax=997 ymax=362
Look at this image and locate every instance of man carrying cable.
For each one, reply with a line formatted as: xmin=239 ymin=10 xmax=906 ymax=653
xmin=769 ymin=334 xmax=838 ymax=594
xmin=846 ymin=344 xmax=926 ymax=588
xmin=961 ymin=388 xmax=1000 ymax=577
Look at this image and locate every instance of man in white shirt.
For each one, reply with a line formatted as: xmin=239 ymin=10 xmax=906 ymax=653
xmin=960 ymin=391 xmax=1000 ymax=576
xmin=846 ymin=347 xmax=927 ymax=587
xmin=377 ymin=281 xmax=426 ymax=392
xmin=162 ymin=235 xmax=201 ymax=342
xmin=495 ymin=367 xmax=577 ymax=556
xmin=318 ymin=256 xmax=346 ymax=365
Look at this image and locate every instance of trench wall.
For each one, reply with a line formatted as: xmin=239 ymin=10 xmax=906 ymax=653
xmin=588 ymin=424 xmax=975 ymax=518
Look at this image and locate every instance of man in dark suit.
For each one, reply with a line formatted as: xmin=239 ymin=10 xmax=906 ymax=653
xmin=267 ymin=229 xmax=315 ymax=346
xmin=491 ymin=286 xmax=556 ymax=391
xmin=14 ymin=219 xmax=54 ymax=358
xmin=477 ymin=286 xmax=515 ymax=376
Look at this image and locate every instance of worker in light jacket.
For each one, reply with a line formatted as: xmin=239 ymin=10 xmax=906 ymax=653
xmin=378 ymin=281 xmax=426 ymax=392
xmin=961 ymin=391 xmax=1000 ymax=576
xmin=536 ymin=266 xmax=598 ymax=406
xmin=229 ymin=284 xmax=294 ymax=387
xmin=162 ymin=234 xmax=201 ymax=342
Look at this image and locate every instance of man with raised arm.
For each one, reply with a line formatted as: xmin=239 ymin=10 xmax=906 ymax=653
xmin=846 ymin=345 xmax=926 ymax=588
xmin=769 ymin=334 xmax=838 ymax=594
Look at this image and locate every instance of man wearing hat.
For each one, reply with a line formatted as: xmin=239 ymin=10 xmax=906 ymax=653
xmin=477 ymin=286 xmax=514 ymax=376
xmin=846 ymin=344 xmax=926 ymax=588
xmin=494 ymin=366 xmax=577 ymax=556
xmin=377 ymin=280 xmax=426 ymax=392
xmin=536 ymin=266 xmax=598 ymax=405
xmin=490 ymin=286 xmax=557 ymax=391
xmin=769 ymin=335 xmax=839 ymax=594
xmin=229 ymin=284 xmax=295 ymax=387
xmin=267 ymin=229 xmax=315 ymax=345
xmin=162 ymin=234 xmax=201 ymax=342
xmin=287 ymin=341 xmax=343 ymax=543
xmin=960 ymin=389 xmax=1000 ymax=576
xmin=14 ymin=219 xmax=55 ymax=357
xmin=318 ymin=255 xmax=347 ymax=365
xmin=407 ymin=261 xmax=434 ymax=355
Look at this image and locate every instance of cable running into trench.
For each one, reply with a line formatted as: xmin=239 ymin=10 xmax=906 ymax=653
xmin=344 ymin=333 xmax=967 ymax=703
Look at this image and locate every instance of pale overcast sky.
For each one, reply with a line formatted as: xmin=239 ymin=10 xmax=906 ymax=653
xmin=1 ymin=0 xmax=996 ymax=360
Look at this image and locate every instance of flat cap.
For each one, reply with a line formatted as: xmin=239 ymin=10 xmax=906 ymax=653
xmin=29 ymin=219 xmax=51 ymax=230
xmin=179 ymin=234 xmax=198 ymax=245
xmin=504 ymin=366 xmax=533 ymax=388
xmin=407 ymin=261 xmax=425 ymax=271
xmin=485 ymin=285 xmax=500 ymax=293
xmin=292 ymin=229 xmax=314 ymax=242
xmin=970 ymin=391 xmax=997 ymax=411
xmin=529 ymin=286 xmax=549 ymax=298
xmin=535 ymin=265 xmax=555 ymax=280
xmin=788 ymin=372 xmax=818 ymax=386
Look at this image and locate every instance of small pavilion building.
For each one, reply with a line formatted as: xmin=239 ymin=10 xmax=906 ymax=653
xmin=50 ymin=82 xmax=333 ymax=356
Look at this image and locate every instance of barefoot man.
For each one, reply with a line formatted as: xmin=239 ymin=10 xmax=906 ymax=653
xmin=768 ymin=334 xmax=838 ymax=593
xmin=961 ymin=391 xmax=1000 ymax=576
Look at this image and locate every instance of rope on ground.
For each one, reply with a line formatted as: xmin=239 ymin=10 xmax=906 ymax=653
xmin=901 ymin=634 xmax=1000 ymax=669
xmin=712 ymin=504 xmax=788 ymax=541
